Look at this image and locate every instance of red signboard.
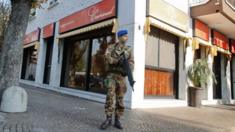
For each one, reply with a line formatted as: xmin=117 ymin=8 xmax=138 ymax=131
xmin=194 ymin=19 xmax=209 ymax=41
xmin=59 ymin=0 xmax=116 ymax=33
xmin=23 ymin=29 xmax=40 ymax=45
xmin=43 ymin=23 xmax=54 ymax=38
xmin=231 ymin=40 xmax=235 ymax=54
xmin=213 ymin=30 xmax=229 ymax=50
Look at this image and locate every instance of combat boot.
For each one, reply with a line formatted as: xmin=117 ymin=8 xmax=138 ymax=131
xmin=114 ymin=116 xmax=123 ymax=129
xmin=100 ymin=116 xmax=112 ymax=130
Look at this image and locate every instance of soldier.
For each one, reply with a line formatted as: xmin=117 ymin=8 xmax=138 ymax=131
xmin=100 ymin=30 xmax=134 ymax=130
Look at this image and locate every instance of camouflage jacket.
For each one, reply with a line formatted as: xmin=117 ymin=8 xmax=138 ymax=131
xmin=105 ymin=42 xmax=134 ymax=76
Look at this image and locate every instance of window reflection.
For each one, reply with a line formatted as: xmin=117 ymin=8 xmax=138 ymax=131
xmin=64 ymin=39 xmax=89 ymax=90
xmin=89 ymin=35 xmax=115 ymax=94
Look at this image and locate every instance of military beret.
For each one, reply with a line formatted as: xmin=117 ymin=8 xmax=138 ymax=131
xmin=117 ymin=30 xmax=128 ymax=37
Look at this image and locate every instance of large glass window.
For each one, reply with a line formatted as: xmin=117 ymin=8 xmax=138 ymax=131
xmin=89 ymin=35 xmax=115 ymax=94
xmin=62 ymin=39 xmax=89 ymax=90
xmin=144 ymin=27 xmax=178 ymax=97
xmin=61 ymin=26 xmax=115 ymax=94
xmin=145 ymin=28 xmax=176 ymax=70
xmin=43 ymin=37 xmax=54 ymax=84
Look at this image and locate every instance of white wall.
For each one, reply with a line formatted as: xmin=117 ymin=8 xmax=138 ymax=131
xmin=130 ymin=0 xmax=146 ymax=108
xmin=163 ymin=0 xmax=189 ymax=13
xmin=178 ymin=38 xmax=190 ymax=101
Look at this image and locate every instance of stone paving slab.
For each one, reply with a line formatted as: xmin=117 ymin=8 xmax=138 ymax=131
xmin=0 ymin=85 xmax=234 ymax=132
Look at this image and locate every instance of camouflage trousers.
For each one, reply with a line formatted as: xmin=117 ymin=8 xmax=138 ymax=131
xmin=104 ymin=73 xmax=127 ymax=118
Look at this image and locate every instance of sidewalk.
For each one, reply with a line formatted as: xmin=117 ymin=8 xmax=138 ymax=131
xmin=0 ymin=85 xmax=234 ymax=132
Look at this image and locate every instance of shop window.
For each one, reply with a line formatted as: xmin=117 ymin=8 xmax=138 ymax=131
xmin=61 ymin=39 xmax=89 ymax=90
xmin=145 ymin=27 xmax=178 ymax=97
xmin=43 ymin=37 xmax=54 ymax=84
xmin=60 ymin=26 xmax=115 ymax=94
xmin=89 ymin=35 xmax=115 ymax=94
xmin=21 ymin=46 xmax=38 ymax=81
xmin=145 ymin=28 xmax=176 ymax=70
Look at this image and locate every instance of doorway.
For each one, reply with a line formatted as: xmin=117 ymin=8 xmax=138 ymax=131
xmin=213 ymin=53 xmax=222 ymax=99
xmin=43 ymin=37 xmax=54 ymax=84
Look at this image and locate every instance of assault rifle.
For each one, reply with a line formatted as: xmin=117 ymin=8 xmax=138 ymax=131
xmin=120 ymin=52 xmax=135 ymax=91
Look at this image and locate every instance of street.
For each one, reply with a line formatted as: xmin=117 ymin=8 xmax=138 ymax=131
xmin=0 ymin=85 xmax=234 ymax=132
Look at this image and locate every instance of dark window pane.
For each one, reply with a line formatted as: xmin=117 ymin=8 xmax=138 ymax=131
xmin=21 ymin=46 xmax=38 ymax=81
xmin=145 ymin=30 xmax=159 ymax=67
xmin=158 ymin=30 xmax=176 ymax=70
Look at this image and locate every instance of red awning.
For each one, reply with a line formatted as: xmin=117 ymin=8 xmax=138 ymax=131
xmin=43 ymin=23 xmax=54 ymax=39
xmin=59 ymin=0 xmax=117 ymax=34
xmin=23 ymin=29 xmax=40 ymax=45
xmin=213 ymin=30 xmax=229 ymax=50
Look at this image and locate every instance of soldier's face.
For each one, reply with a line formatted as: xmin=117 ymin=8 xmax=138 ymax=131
xmin=119 ymin=35 xmax=128 ymax=43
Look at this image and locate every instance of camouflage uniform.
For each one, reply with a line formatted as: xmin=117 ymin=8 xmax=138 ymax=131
xmin=104 ymin=42 xmax=134 ymax=118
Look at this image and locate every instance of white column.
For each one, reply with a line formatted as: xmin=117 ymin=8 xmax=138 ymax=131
xmin=182 ymin=39 xmax=194 ymax=101
xmin=128 ymin=0 xmax=146 ymax=109
xmin=35 ymin=30 xmax=46 ymax=84
xmin=181 ymin=16 xmax=194 ymax=101
xmin=50 ymin=22 xmax=64 ymax=87
xmin=178 ymin=38 xmax=188 ymax=100
xmin=207 ymin=53 xmax=214 ymax=101
xmin=222 ymin=57 xmax=232 ymax=104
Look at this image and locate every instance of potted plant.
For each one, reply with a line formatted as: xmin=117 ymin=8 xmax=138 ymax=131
xmin=187 ymin=59 xmax=216 ymax=107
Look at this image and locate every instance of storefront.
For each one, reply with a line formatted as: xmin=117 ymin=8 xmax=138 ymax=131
xmin=145 ymin=27 xmax=179 ymax=98
xmin=190 ymin=0 xmax=235 ymax=104
xmin=191 ymin=19 xmax=212 ymax=99
xmin=42 ymin=23 xmax=55 ymax=84
xmin=58 ymin=0 xmax=117 ymax=94
xmin=212 ymin=30 xmax=230 ymax=99
xmin=192 ymin=18 xmax=234 ymax=101
xmin=144 ymin=0 xmax=188 ymax=99
xmin=21 ymin=29 xmax=40 ymax=81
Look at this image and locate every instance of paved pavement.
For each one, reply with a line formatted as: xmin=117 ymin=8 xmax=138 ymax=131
xmin=0 ymin=85 xmax=234 ymax=132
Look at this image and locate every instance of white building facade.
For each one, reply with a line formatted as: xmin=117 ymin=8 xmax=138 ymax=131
xmin=20 ymin=0 xmax=235 ymax=108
